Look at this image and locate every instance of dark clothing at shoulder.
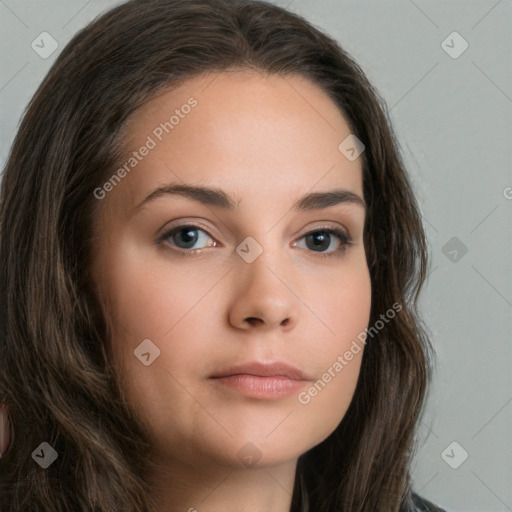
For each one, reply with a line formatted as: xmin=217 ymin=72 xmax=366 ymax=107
xmin=411 ymin=492 xmax=446 ymax=512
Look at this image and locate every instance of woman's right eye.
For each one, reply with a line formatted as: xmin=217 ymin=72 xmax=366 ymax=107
xmin=157 ymin=224 xmax=216 ymax=255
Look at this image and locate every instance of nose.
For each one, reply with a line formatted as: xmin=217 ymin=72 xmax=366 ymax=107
xmin=228 ymin=245 xmax=302 ymax=332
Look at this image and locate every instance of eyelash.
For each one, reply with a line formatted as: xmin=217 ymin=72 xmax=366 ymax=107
xmin=157 ymin=224 xmax=353 ymax=259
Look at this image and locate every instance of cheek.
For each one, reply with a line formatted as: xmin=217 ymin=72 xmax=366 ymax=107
xmin=307 ymin=256 xmax=372 ymax=355
xmin=297 ymin=349 xmax=363 ymax=439
xmin=103 ymin=243 xmax=226 ymax=373
xmin=103 ymin=255 xmax=218 ymax=436
xmin=96 ymin=240 xmax=217 ymax=417
xmin=105 ymin=247 xmax=215 ymax=342
xmin=296 ymin=260 xmax=371 ymax=427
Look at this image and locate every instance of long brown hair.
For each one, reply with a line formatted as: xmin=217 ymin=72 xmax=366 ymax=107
xmin=0 ymin=0 xmax=435 ymax=510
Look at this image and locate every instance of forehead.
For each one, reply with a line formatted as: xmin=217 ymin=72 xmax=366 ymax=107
xmin=108 ymin=70 xmax=364 ymax=217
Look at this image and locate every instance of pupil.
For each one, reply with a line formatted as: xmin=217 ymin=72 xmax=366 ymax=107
xmin=308 ymin=231 xmax=329 ymax=251
xmin=177 ymin=228 xmax=198 ymax=248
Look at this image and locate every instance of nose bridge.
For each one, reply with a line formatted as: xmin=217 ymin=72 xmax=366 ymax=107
xmin=237 ymin=223 xmax=292 ymax=287
xmin=237 ymin=231 xmax=281 ymax=290
xmin=237 ymin=225 xmax=277 ymax=263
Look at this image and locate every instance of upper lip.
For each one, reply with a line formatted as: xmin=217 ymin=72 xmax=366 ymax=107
xmin=209 ymin=361 xmax=311 ymax=381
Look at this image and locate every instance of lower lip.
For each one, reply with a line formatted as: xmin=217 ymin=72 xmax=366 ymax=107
xmin=210 ymin=374 xmax=308 ymax=400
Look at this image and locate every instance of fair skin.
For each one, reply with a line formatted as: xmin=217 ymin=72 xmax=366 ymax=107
xmin=90 ymin=70 xmax=371 ymax=512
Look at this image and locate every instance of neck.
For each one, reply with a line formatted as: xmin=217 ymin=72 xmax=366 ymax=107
xmin=149 ymin=454 xmax=299 ymax=512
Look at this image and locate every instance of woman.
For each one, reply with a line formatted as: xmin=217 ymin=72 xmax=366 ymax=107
xmin=0 ymin=0 xmax=445 ymax=510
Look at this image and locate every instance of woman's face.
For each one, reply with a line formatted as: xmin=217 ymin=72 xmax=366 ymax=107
xmin=91 ymin=70 xmax=371 ymax=471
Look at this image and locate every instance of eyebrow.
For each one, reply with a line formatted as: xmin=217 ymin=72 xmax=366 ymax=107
xmin=132 ymin=183 xmax=366 ymax=215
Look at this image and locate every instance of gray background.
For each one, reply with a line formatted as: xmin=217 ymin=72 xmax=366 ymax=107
xmin=1 ymin=1 xmax=511 ymax=510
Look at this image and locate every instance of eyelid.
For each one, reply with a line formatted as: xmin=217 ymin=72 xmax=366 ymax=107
xmin=158 ymin=219 xmax=350 ymax=239
xmin=156 ymin=223 xmax=218 ymax=249
xmin=157 ymin=219 xmax=219 ymax=241
xmin=297 ymin=221 xmax=350 ymax=238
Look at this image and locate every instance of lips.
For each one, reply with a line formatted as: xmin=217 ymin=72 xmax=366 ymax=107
xmin=209 ymin=361 xmax=311 ymax=381
xmin=209 ymin=361 xmax=312 ymax=400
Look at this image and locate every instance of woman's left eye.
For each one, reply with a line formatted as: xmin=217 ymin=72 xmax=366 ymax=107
xmin=157 ymin=224 xmax=353 ymax=258
xmin=294 ymin=227 xmax=354 ymax=258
